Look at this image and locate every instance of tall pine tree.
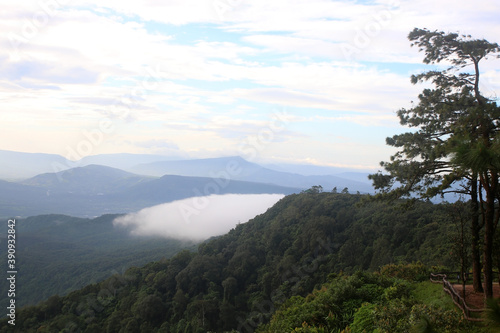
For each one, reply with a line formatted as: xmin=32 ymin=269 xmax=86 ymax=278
xmin=370 ymin=28 xmax=500 ymax=298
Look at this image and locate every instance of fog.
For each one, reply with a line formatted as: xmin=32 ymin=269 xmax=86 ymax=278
xmin=113 ymin=193 xmax=284 ymax=241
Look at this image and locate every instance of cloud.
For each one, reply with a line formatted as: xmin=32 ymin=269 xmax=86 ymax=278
xmin=113 ymin=193 xmax=284 ymax=241
xmin=133 ymin=139 xmax=179 ymax=150
xmin=78 ymin=0 xmax=221 ymax=25
xmin=0 ymin=59 xmax=99 ymax=84
xmin=0 ymin=0 xmax=498 ymax=167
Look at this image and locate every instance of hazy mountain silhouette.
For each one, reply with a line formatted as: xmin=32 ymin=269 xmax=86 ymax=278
xmin=79 ymin=153 xmax=185 ymax=170
xmin=131 ymin=156 xmax=374 ymax=193
xmin=2 ymin=165 xmax=300 ymax=217
xmin=0 ymin=151 xmax=374 ymax=195
xmin=0 ymin=150 xmax=72 ymax=180
xmin=21 ymin=164 xmax=153 ymax=194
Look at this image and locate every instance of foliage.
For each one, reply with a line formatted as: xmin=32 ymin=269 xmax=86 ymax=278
xmin=350 ymin=302 xmax=377 ymax=333
xmin=260 ymin=269 xmax=476 ymax=333
xmin=0 ymin=192 xmax=484 ymax=332
xmin=408 ymin=304 xmax=468 ymax=333
xmin=371 ymin=299 xmax=471 ymax=333
xmin=379 ymin=262 xmax=431 ymax=282
xmin=370 ymin=28 xmax=500 ymax=199
xmin=257 ymin=271 xmax=391 ymax=332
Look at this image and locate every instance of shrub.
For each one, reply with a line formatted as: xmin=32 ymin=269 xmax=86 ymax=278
xmin=379 ymin=262 xmax=430 ymax=282
xmin=349 ymin=302 xmax=376 ymax=333
xmin=383 ymin=280 xmax=411 ymax=301
xmin=372 ymin=298 xmax=414 ymax=333
xmin=409 ymin=303 xmax=471 ymax=333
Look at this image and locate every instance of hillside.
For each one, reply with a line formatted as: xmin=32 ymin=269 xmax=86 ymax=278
xmin=0 ymin=192 xmax=472 ymax=332
xmin=0 ymin=214 xmax=198 ymax=308
xmin=0 ymin=165 xmax=300 ymax=218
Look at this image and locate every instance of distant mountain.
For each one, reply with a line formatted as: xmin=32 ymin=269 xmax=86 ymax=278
xmin=0 ymin=151 xmax=375 ymax=192
xmin=21 ymin=164 xmax=153 ymax=195
xmin=130 ymin=156 xmax=262 ymax=178
xmin=0 ymin=150 xmax=73 ymax=180
xmin=334 ymin=172 xmax=373 ymax=184
xmin=1 ymin=164 xmax=300 ymax=218
xmin=131 ymin=156 xmax=375 ymax=193
xmin=262 ymin=162 xmax=374 ymax=186
xmin=79 ymin=153 xmax=185 ymax=170
xmin=262 ymin=161 xmax=374 ymax=175
xmin=0 ymin=151 xmax=375 ymax=195
xmin=0 ymin=150 xmax=182 ymax=181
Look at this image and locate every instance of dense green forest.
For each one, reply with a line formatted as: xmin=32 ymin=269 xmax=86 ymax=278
xmin=0 ymin=214 xmax=197 ymax=307
xmin=2 ymin=192 xmax=493 ymax=332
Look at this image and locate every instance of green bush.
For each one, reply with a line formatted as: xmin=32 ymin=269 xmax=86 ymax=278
xmin=372 ymin=298 xmax=414 ymax=333
xmin=409 ymin=304 xmax=472 ymax=333
xmin=383 ymin=280 xmax=411 ymax=301
xmin=350 ymin=302 xmax=377 ymax=333
xmin=259 ymin=272 xmax=391 ymax=332
xmin=379 ymin=262 xmax=430 ymax=282
xmin=291 ymin=322 xmax=328 ymax=332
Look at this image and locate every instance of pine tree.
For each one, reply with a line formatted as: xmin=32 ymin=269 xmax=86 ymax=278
xmin=370 ymin=28 xmax=500 ymax=298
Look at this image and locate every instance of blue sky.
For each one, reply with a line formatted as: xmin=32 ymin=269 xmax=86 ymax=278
xmin=1 ymin=0 xmax=499 ymax=170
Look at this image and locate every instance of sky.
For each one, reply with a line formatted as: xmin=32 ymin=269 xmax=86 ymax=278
xmin=113 ymin=193 xmax=284 ymax=240
xmin=1 ymin=0 xmax=499 ymax=171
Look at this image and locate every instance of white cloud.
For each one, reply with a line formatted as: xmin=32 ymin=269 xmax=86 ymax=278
xmin=78 ymin=0 xmax=221 ymax=25
xmin=113 ymin=193 xmax=284 ymax=240
xmin=0 ymin=0 xmax=498 ymax=167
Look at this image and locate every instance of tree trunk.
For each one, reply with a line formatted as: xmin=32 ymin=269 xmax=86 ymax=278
xmin=470 ymin=176 xmax=483 ymax=292
xmin=483 ymin=171 xmax=497 ymax=299
xmin=484 ymin=216 xmax=494 ymax=299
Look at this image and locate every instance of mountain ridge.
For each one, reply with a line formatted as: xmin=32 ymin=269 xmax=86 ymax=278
xmin=21 ymin=164 xmax=154 ymax=194
xmin=130 ymin=156 xmax=374 ymax=193
xmin=1 ymin=164 xmax=300 ymax=218
xmin=0 ymin=150 xmax=374 ymax=192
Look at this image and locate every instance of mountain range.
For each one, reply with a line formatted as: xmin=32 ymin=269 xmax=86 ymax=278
xmin=0 ymin=150 xmax=376 ymax=217
xmin=129 ymin=156 xmax=374 ymax=192
xmin=0 ymin=164 xmax=299 ymax=218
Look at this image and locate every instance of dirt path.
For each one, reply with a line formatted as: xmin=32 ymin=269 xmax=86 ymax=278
xmin=452 ymin=284 xmax=500 ymax=309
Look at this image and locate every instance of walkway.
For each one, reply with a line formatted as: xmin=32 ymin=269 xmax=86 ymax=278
xmin=452 ymin=284 xmax=500 ymax=309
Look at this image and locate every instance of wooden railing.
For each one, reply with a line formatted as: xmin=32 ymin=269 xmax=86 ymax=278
xmin=429 ymin=273 xmax=484 ymax=322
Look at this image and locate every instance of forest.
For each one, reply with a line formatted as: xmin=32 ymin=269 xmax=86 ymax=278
xmin=1 ymin=191 xmax=496 ymax=332
xmin=0 ymin=214 xmax=198 ymax=308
